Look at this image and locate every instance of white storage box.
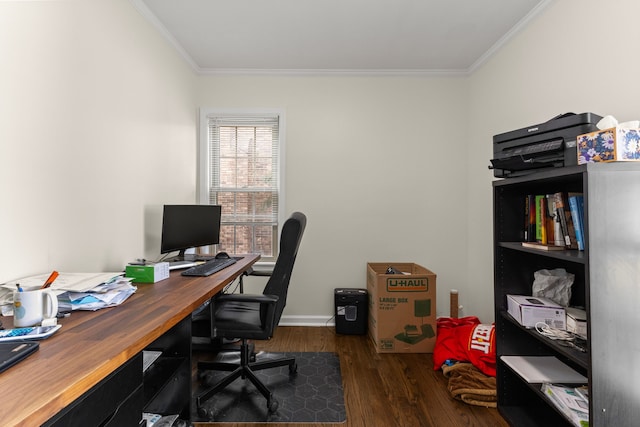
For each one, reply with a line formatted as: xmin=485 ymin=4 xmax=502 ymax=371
xmin=566 ymin=307 xmax=587 ymax=339
xmin=507 ymin=295 xmax=566 ymax=329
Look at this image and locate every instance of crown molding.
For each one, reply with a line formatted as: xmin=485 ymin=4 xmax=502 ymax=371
xmin=132 ymin=0 xmax=554 ymax=78
xmin=196 ymin=68 xmax=470 ymax=77
xmin=468 ymin=0 xmax=554 ymax=73
xmin=130 ymin=0 xmax=200 ymax=71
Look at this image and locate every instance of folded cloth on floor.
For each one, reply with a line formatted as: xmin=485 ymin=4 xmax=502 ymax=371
xmin=433 ymin=316 xmax=496 ymax=377
xmin=442 ymin=362 xmax=497 ymax=408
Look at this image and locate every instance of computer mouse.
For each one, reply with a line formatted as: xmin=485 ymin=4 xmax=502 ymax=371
xmin=215 ymin=251 xmax=230 ymax=259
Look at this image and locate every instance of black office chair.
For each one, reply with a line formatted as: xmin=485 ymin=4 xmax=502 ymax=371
xmin=195 ymin=212 xmax=307 ymax=417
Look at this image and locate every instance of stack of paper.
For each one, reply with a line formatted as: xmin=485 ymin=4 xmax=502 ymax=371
xmin=57 ymin=277 xmax=136 ymax=311
xmin=143 ymin=413 xmax=178 ymax=427
xmin=143 ymin=350 xmax=162 ymax=372
xmin=542 ymin=383 xmax=589 ymax=427
xmin=1 ymin=272 xmax=136 ymax=312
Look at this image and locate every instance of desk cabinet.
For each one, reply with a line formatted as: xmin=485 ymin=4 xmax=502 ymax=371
xmin=493 ymin=163 xmax=640 ymax=426
xmin=43 ymin=316 xmax=192 ymax=426
xmin=43 ymin=354 xmax=144 ymax=427
xmin=143 ymin=315 xmax=192 ymax=419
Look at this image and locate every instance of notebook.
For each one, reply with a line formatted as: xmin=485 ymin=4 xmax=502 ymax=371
xmin=0 ymin=341 xmax=39 ymax=373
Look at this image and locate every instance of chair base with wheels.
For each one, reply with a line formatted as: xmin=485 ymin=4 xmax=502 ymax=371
xmin=195 ymin=338 xmax=297 ymax=418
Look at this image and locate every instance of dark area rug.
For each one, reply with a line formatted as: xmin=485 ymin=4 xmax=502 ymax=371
xmin=192 ymin=351 xmax=346 ymax=423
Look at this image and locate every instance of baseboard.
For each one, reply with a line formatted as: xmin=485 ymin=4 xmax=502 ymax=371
xmin=279 ymin=314 xmax=335 ymax=327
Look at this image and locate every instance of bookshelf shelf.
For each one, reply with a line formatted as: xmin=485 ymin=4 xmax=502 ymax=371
xmin=498 ymin=311 xmax=588 ymax=370
xmin=498 ymin=242 xmax=586 ymax=264
xmin=493 ymin=162 xmax=640 ymax=427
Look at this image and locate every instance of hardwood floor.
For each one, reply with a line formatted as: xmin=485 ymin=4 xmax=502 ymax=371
xmin=192 ymin=326 xmax=509 ymax=427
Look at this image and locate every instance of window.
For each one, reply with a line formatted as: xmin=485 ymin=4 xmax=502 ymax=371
xmin=199 ymin=108 xmax=284 ymax=263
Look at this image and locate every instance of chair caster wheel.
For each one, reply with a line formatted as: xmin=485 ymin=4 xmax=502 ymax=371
xmin=198 ymin=372 xmax=213 ymax=385
xmin=197 ymin=406 xmax=212 ymax=420
xmin=267 ymin=397 xmax=279 ymax=413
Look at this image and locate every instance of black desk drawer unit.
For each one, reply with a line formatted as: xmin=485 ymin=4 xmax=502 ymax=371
xmin=43 ymin=353 xmax=143 ymax=427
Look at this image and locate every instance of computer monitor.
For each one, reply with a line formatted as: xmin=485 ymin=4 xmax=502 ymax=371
xmin=160 ymin=204 xmax=221 ymax=260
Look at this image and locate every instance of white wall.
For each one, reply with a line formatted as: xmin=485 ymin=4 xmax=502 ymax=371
xmin=197 ymin=76 xmax=471 ymax=322
xmin=0 ymin=0 xmax=197 ymax=282
xmin=466 ymin=0 xmax=640 ymax=321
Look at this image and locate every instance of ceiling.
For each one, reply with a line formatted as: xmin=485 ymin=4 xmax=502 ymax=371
xmin=132 ymin=0 xmax=551 ymax=75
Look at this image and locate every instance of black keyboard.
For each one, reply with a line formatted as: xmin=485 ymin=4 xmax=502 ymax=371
xmin=181 ymin=257 xmax=237 ymax=277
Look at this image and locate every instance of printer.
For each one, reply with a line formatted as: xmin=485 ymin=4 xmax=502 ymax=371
xmin=490 ymin=112 xmax=602 ymax=178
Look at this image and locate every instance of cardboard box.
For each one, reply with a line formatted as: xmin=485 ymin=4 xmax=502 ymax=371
xmin=577 ymin=126 xmax=640 ymax=164
xmin=566 ymin=307 xmax=587 ymax=339
xmin=125 ymin=262 xmax=169 ymax=283
xmin=507 ymin=295 xmax=566 ymax=329
xmin=367 ymin=263 xmax=436 ymax=353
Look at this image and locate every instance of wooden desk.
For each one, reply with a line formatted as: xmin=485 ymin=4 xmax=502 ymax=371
xmin=0 ymin=254 xmax=259 ymax=427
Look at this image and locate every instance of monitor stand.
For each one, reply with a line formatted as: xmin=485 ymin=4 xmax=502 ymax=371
xmin=164 ymin=249 xmax=214 ymax=263
xmin=164 ymin=251 xmax=203 ymax=271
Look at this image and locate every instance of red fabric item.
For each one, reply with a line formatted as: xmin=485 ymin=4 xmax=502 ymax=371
xmin=433 ymin=316 xmax=496 ymax=377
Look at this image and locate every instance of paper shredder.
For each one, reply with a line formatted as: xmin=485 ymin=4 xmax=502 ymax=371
xmin=334 ymin=288 xmax=368 ymax=335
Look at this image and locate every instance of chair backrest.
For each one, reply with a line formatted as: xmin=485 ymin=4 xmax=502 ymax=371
xmin=261 ymin=212 xmax=306 ymax=326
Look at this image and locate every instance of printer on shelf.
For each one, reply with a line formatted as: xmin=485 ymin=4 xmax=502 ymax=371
xmin=490 ymin=112 xmax=602 ymax=178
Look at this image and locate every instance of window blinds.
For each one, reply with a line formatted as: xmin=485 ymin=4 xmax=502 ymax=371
xmin=207 ymin=114 xmax=280 ymax=226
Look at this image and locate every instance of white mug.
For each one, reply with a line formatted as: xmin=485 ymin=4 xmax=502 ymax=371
xmin=13 ymin=289 xmax=59 ymax=327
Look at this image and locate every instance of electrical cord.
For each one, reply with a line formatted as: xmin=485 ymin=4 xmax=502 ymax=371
xmin=325 ymin=314 xmax=336 ymax=331
xmin=535 ymin=322 xmax=587 ymax=352
xmin=535 ymin=322 xmax=574 ymax=340
xmin=223 ymin=277 xmax=240 ymax=294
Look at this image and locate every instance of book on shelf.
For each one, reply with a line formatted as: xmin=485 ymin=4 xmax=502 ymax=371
xmin=524 ymin=194 xmax=539 ymax=242
xmin=521 ymin=242 xmax=566 ymax=251
xmin=524 ymin=195 xmax=528 ymax=241
xmin=525 ymin=194 xmax=536 ymax=242
xmin=552 ymin=192 xmax=575 ymax=248
xmin=568 ymin=193 xmax=585 ymax=251
xmin=545 ymin=194 xmax=563 ymax=247
xmin=529 ymin=194 xmax=536 ymax=242
xmin=532 ymin=194 xmax=561 ymax=245
xmin=541 ymin=383 xmax=589 ymax=427
xmin=540 ymin=195 xmax=548 ymax=244
xmin=535 ymin=194 xmax=544 ymax=242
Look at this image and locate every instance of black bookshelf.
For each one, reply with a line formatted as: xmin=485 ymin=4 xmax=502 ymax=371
xmin=493 ymin=163 xmax=640 ymax=426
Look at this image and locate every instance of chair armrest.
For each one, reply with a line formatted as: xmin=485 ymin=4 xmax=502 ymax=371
xmin=249 ymin=269 xmax=272 ymax=277
xmin=214 ymin=294 xmax=280 ymax=335
xmin=215 ymin=293 xmax=278 ymax=304
xmin=241 ymin=267 xmax=273 ymax=278
xmin=239 ymin=267 xmax=272 ymax=293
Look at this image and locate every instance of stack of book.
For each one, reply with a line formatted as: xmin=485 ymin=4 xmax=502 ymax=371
xmin=523 ymin=192 xmax=585 ymax=251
